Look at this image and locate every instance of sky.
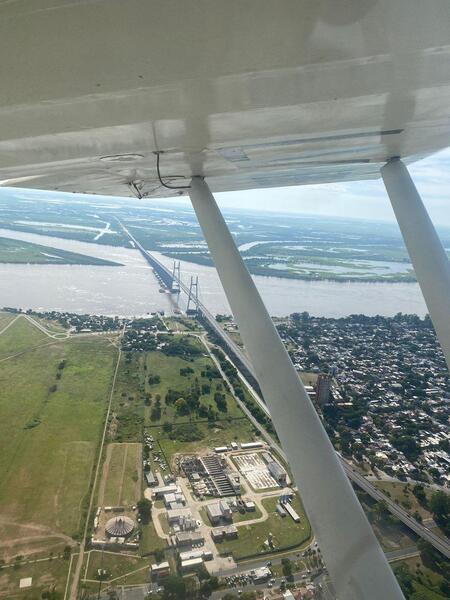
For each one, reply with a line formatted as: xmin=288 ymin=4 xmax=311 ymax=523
xmin=211 ymin=148 xmax=450 ymax=226
xmin=1 ymin=147 xmax=449 ymax=226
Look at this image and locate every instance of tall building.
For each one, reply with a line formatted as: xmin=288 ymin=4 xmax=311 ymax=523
xmin=316 ymin=373 xmax=332 ymax=406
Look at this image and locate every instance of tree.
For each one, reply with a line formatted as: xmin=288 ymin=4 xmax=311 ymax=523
xmin=137 ymin=498 xmax=152 ymax=524
xmin=214 ymin=392 xmax=227 ymax=412
xmin=240 ymin=593 xmax=256 ymax=600
xmin=412 ymin=484 xmax=428 ymax=507
xmin=429 ymin=491 xmax=449 ymax=533
xmin=154 ymin=548 xmax=165 ymax=563
xmin=175 ymin=397 xmax=189 ymax=416
xmin=390 ymin=433 xmax=420 ymax=461
xmin=394 ymin=563 xmax=413 ymax=596
xmin=199 ymin=581 xmax=213 ymax=598
xmin=281 ymin=557 xmax=293 ymax=577
xmin=163 ymin=575 xmax=186 ymax=600
xmin=162 ymin=421 xmax=173 ymax=434
xmin=373 ymin=500 xmax=392 ymax=523
xmin=417 ymin=539 xmax=443 ymax=572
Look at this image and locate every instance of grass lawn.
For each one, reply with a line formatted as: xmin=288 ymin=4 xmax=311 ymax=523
xmin=31 ymin=315 xmax=68 ymax=334
xmin=158 ymin=513 xmax=170 ymax=534
xmin=0 ymin=311 xmax=17 ymax=330
xmin=218 ymin=496 xmax=311 ymax=560
xmin=0 ymin=316 xmax=48 ymax=359
xmin=100 ymin=443 xmax=141 ymax=507
xmin=140 ymin=522 xmax=167 ymax=555
xmin=111 ymin=351 xmax=145 ymax=441
xmin=0 ymin=333 xmax=117 ymax=557
xmin=85 ymin=550 xmax=149 ymax=583
xmin=393 ymin=556 xmax=448 ymax=599
xmin=0 ymin=556 xmax=71 ymax=599
xmin=355 ymin=489 xmax=417 ymax=551
xmin=233 ymin=506 xmax=263 ymax=523
xmin=373 ymin=481 xmax=434 ymax=520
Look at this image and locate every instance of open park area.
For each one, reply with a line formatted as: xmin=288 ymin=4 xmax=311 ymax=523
xmin=0 ymin=313 xmax=118 ymax=597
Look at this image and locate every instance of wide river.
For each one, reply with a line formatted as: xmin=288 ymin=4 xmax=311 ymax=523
xmin=0 ymin=228 xmax=427 ymax=318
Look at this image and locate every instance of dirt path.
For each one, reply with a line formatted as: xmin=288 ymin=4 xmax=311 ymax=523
xmin=24 ymin=314 xmax=69 ymax=339
xmin=68 ymin=325 xmax=124 ymax=600
xmin=134 ymin=444 xmax=142 ymax=503
xmin=0 ymin=314 xmax=20 ymax=336
xmin=117 ymin=444 xmax=129 ymax=506
xmin=97 ymin=444 xmax=114 ymax=508
xmin=54 ymin=446 xmax=70 ymax=529
xmin=0 ymin=516 xmax=75 ymax=560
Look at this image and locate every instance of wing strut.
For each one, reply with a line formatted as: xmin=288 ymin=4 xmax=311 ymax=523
xmin=188 ymin=176 xmax=404 ymax=600
xmin=382 ymin=158 xmax=450 ymax=370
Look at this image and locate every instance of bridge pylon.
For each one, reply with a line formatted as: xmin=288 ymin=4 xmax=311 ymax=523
xmin=186 ymin=276 xmax=199 ymax=315
xmin=170 ymin=260 xmax=181 ymax=293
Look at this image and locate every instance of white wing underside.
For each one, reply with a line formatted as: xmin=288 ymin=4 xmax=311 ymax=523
xmin=1 ymin=0 xmax=450 ymax=198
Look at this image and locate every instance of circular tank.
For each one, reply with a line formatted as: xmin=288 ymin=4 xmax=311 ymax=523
xmin=105 ymin=515 xmax=135 ymax=537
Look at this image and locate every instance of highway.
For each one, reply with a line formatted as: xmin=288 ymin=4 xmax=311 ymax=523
xmin=118 ymin=220 xmax=450 ymax=561
xmin=117 ymin=219 xmax=257 ymax=376
xmin=339 ymin=461 xmax=450 ymax=558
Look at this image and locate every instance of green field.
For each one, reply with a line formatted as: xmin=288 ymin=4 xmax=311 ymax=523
xmin=0 ymin=556 xmax=71 ymax=600
xmin=394 ymin=556 xmax=449 ymax=599
xmin=110 ymin=351 xmax=145 ymax=441
xmin=164 ymin=317 xmax=203 ymax=332
xmin=99 ymin=443 xmax=141 ymax=507
xmin=217 ymin=496 xmax=312 ymax=560
xmin=30 ymin=315 xmax=68 ymax=334
xmin=0 ymin=312 xmax=17 ymax=330
xmin=355 ymin=489 xmax=417 ymax=551
xmin=111 ymin=342 xmax=256 ymax=444
xmin=0 ymin=236 xmax=121 ymax=265
xmin=0 ymin=316 xmax=48 ymax=359
xmin=0 ymin=319 xmax=117 ymax=560
xmin=158 ymin=513 xmax=170 ymax=534
xmin=143 ymin=347 xmax=246 ymax=421
xmin=140 ymin=522 xmax=167 ymax=555
xmin=84 ymin=550 xmax=150 ymax=585
xmin=372 ymin=481 xmax=437 ymax=524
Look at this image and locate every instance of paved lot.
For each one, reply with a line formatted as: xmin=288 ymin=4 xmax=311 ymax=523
xmin=233 ymin=453 xmax=278 ymax=489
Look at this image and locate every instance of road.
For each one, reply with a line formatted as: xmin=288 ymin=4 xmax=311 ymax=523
xmin=339 ymin=461 xmax=450 ymax=559
xmin=385 ymin=545 xmax=420 ymax=562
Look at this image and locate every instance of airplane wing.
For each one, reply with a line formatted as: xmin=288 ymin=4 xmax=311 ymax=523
xmin=1 ymin=0 xmax=450 ymax=198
